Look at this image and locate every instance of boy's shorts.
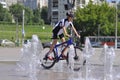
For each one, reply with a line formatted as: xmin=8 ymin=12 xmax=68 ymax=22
xmin=52 ymin=33 xmax=64 ymax=39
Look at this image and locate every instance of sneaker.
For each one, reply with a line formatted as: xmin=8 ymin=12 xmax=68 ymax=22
xmin=43 ymin=53 xmax=54 ymax=60
xmin=47 ymin=56 xmax=53 ymax=60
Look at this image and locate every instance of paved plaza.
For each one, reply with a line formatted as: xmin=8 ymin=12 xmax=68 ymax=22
xmin=0 ymin=47 xmax=120 ymax=80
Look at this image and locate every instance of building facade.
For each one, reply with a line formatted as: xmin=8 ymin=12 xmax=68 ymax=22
xmin=0 ymin=0 xmax=17 ymax=8
xmin=19 ymin=0 xmax=48 ymax=10
xmin=40 ymin=0 xmax=48 ymax=8
xmin=5 ymin=0 xmax=17 ymax=7
xmin=48 ymin=0 xmax=77 ymax=25
xmin=23 ymin=0 xmax=38 ymax=9
xmin=0 ymin=1 xmax=7 ymax=8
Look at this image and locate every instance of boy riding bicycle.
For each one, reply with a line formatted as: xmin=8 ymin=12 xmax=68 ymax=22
xmin=44 ymin=12 xmax=80 ymax=60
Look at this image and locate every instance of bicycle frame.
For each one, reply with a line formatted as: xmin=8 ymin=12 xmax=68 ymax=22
xmin=41 ymin=37 xmax=84 ymax=69
xmin=53 ymin=37 xmax=73 ymax=61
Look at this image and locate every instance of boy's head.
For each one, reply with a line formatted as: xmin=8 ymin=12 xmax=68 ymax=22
xmin=66 ymin=12 xmax=74 ymax=21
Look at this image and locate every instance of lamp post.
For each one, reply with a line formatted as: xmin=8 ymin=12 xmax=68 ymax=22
xmin=115 ymin=0 xmax=118 ymax=49
xmin=22 ymin=9 xmax=25 ymax=45
xmin=16 ymin=17 xmax=19 ymax=46
xmin=98 ymin=24 xmax=100 ymax=42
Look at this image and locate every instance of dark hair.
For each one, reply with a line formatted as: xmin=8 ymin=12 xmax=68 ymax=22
xmin=66 ymin=12 xmax=74 ymax=18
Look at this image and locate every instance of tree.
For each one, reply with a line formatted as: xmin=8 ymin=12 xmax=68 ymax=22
xmin=9 ymin=4 xmax=24 ymax=23
xmin=117 ymin=2 xmax=120 ymax=36
xmin=33 ymin=8 xmax=44 ymax=25
xmin=9 ymin=4 xmax=33 ymax=24
xmin=0 ymin=4 xmax=12 ymax=22
xmin=74 ymin=2 xmax=116 ymax=37
xmin=41 ymin=7 xmax=50 ymax=24
xmin=24 ymin=7 xmax=34 ymax=24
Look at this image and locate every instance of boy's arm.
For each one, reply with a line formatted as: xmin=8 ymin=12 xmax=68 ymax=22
xmin=63 ymin=27 xmax=71 ymax=37
xmin=71 ymin=25 xmax=80 ymax=38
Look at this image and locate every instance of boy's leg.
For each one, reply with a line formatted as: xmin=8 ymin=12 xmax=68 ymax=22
xmin=45 ymin=39 xmax=58 ymax=60
xmin=60 ymin=35 xmax=67 ymax=58
xmin=49 ymin=39 xmax=58 ymax=53
xmin=61 ymin=37 xmax=65 ymax=42
xmin=59 ymin=33 xmax=65 ymax=42
xmin=44 ymin=39 xmax=58 ymax=60
xmin=49 ymin=32 xmax=58 ymax=53
xmin=44 ymin=32 xmax=58 ymax=60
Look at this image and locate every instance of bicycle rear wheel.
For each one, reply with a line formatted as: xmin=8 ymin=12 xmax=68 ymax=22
xmin=41 ymin=46 xmax=56 ymax=69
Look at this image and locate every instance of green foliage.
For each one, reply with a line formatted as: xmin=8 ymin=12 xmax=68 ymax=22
xmin=117 ymin=2 xmax=120 ymax=22
xmin=32 ymin=9 xmax=44 ymax=25
xmin=118 ymin=22 xmax=120 ymax=35
xmin=41 ymin=7 xmax=50 ymax=24
xmin=75 ymin=2 xmax=116 ymax=36
xmin=0 ymin=4 xmax=12 ymax=22
xmin=24 ymin=7 xmax=34 ymax=24
xmin=9 ymin=4 xmax=24 ymax=23
xmin=9 ymin=4 xmax=34 ymax=24
xmin=9 ymin=4 xmax=44 ymax=25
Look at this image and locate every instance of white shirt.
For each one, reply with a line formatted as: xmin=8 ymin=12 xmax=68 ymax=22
xmin=53 ymin=19 xmax=73 ymax=35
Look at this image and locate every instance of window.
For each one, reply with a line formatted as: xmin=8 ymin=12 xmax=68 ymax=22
xmin=64 ymin=4 xmax=69 ymax=10
xmin=52 ymin=11 xmax=58 ymax=15
xmin=53 ymin=2 xmax=58 ymax=7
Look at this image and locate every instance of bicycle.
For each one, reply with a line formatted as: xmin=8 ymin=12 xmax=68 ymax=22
xmin=41 ymin=37 xmax=85 ymax=70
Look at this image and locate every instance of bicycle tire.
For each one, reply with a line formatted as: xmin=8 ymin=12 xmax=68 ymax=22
xmin=41 ymin=46 xmax=56 ymax=69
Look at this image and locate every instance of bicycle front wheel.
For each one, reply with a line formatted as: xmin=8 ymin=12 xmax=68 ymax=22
xmin=41 ymin=46 xmax=56 ymax=69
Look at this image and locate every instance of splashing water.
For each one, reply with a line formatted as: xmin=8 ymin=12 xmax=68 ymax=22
xmin=68 ymin=45 xmax=75 ymax=72
xmin=16 ymin=35 xmax=43 ymax=80
xmin=83 ymin=37 xmax=95 ymax=80
xmin=103 ymin=44 xmax=115 ymax=80
xmin=83 ymin=37 xmax=94 ymax=58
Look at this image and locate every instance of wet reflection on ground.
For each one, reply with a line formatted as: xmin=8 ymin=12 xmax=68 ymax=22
xmin=0 ymin=61 xmax=120 ymax=80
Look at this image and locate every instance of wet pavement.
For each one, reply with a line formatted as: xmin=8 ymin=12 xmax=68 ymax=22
xmin=0 ymin=61 xmax=82 ymax=80
xmin=0 ymin=47 xmax=120 ymax=80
